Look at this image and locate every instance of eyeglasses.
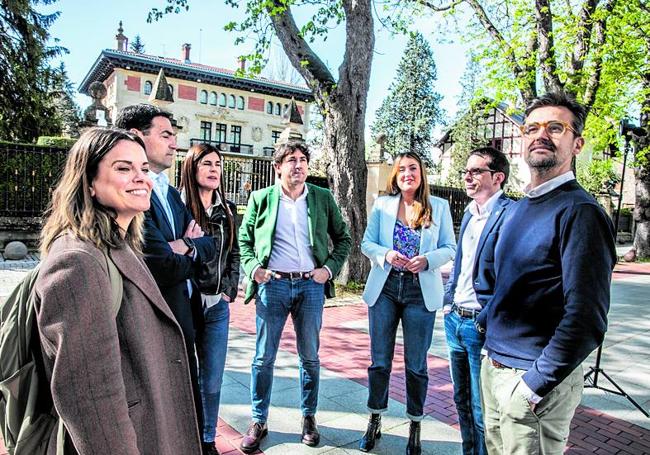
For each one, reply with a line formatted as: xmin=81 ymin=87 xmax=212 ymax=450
xmin=458 ymin=168 xmax=496 ymax=178
xmin=519 ymin=120 xmax=577 ymax=138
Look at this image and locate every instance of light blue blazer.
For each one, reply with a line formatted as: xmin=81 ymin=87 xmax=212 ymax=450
xmin=361 ymin=195 xmax=457 ymax=311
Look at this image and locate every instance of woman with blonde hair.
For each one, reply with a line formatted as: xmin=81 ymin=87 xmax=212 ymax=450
xmin=35 ymin=127 xmax=201 ymax=454
xmin=180 ymin=143 xmax=240 ymax=455
xmin=359 ymin=152 xmax=456 ymax=454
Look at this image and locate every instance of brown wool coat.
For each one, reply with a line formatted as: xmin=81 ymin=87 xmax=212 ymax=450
xmin=35 ymin=234 xmax=201 ymax=455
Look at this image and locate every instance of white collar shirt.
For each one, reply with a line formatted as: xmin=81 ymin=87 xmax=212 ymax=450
xmin=267 ymin=184 xmax=316 ymax=273
xmin=150 ymin=170 xmax=175 ymax=237
xmin=452 ymin=190 xmax=503 ymax=310
xmin=525 ymin=171 xmax=575 ymax=198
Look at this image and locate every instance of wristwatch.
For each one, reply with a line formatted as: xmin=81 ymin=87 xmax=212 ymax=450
xmin=182 ymin=237 xmax=195 ymax=256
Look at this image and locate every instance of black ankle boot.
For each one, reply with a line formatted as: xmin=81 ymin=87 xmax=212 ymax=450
xmin=359 ymin=413 xmax=381 ymax=452
xmin=406 ymin=420 xmax=421 ymax=455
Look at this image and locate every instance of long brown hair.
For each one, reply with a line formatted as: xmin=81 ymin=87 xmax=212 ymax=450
xmin=385 ymin=152 xmax=433 ymax=229
xmin=179 ymin=143 xmax=234 ymax=249
xmin=40 ymin=127 xmax=146 ymax=254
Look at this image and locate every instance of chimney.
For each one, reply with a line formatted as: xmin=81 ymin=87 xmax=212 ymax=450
xmin=182 ymin=43 xmax=191 ymax=63
xmin=115 ymin=21 xmax=128 ymax=52
xmin=238 ymin=57 xmax=246 ymax=72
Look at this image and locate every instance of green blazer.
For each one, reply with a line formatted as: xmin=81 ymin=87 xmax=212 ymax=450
xmin=239 ymin=182 xmax=352 ymax=303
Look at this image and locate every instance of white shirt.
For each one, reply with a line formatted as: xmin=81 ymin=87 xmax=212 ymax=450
xmin=525 ymin=171 xmax=575 ymax=198
xmin=267 ymin=184 xmax=316 ymax=273
xmin=451 ymin=190 xmax=503 ymax=310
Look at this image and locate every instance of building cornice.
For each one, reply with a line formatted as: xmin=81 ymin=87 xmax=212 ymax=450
xmin=79 ymin=49 xmax=314 ymax=102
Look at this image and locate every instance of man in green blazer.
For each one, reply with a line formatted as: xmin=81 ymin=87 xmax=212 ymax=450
xmin=238 ymin=140 xmax=351 ymax=453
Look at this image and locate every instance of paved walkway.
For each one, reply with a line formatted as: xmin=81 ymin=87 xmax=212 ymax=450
xmin=1 ymin=258 xmax=649 ymax=454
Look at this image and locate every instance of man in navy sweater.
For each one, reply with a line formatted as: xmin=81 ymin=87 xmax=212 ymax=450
xmin=476 ymin=92 xmax=616 ymax=455
xmin=444 ymin=147 xmax=512 ymax=455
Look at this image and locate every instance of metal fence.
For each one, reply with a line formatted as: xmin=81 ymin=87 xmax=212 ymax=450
xmin=0 ymin=142 xmax=68 ymax=217
xmin=429 ymin=185 xmax=472 ymax=230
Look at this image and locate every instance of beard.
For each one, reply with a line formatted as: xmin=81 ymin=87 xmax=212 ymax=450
xmin=525 ymin=138 xmax=558 ymax=170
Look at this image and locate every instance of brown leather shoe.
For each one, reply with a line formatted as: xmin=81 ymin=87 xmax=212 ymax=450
xmin=301 ymin=415 xmax=320 ymax=446
xmin=240 ymin=421 xmax=268 ymax=454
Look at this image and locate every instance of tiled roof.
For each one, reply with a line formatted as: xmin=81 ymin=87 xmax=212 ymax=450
xmin=79 ymin=49 xmax=314 ymax=101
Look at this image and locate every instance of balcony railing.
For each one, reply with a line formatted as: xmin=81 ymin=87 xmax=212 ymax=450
xmin=190 ymin=138 xmax=254 ymax=155
xmin=262 ymin=147 xmax=275 ymax=157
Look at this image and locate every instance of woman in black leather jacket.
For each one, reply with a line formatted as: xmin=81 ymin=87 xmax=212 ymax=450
xmin=180 ymin=143 xmax=240 ymax=455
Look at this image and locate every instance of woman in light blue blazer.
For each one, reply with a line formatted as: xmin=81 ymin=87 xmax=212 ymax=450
xmin=359 ymin=152 xmax=456 ymax=454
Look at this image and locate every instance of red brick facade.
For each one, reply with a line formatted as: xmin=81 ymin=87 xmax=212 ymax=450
xmin=124 ymin=75 xmax=140 ymax=92
xmin=248 ymin=96 xmax=265 ymax=112
xmin=178 ymin=84 xmax=197 ymax=100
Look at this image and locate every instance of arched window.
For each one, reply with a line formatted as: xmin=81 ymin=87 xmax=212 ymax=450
xmin=219 ymin=93 xmax=226 ymax=107
xmin=275 ymin=103 xmax=281 ymax=115
xmin=209 ymin=91 xmax=217 ymax=105
xmin=237 ymin=96 xmax=245 ymax=110
xmin=168 ymin=85 xmax=174 ymax=96
xmin=199 ymin=90 xmax=208 ymax=104
xmin=267 ymin=101 xmax=273 ymax=114
xmin=283 ymin=104 xmax=289 ymax=115
xmin=144 ymin=81 xmax=152 ymax=95
xmin=228 ymin=94 xmax=236 ymax=108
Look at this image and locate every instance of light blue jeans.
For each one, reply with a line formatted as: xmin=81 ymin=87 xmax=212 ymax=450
xmin=250 ymin=277 xmax=325 ymax=423
xmin=445 ymin=310 xmax=487 ymax=455
xmin=197 ymin=298 xmax=230 ymax=442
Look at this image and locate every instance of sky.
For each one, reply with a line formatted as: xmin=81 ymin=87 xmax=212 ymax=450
xmin=44 ymin=0 xmax=470 ymax=141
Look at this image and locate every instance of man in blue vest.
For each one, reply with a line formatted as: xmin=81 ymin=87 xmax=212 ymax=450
xmin=444 ymin=146 xmax=512 ymax=455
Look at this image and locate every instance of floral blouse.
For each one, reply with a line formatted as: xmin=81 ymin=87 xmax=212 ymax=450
xmin=392 ymin=219 xmax=421 ymax=270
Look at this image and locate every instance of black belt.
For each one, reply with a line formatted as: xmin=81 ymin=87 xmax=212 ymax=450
xmin=451 ymin=304 xmax=481 ymax=320
xmin=274 ymin=271 xmax=311 ymax=280
xmin=389 ymin=269 xmax=418 ymax=279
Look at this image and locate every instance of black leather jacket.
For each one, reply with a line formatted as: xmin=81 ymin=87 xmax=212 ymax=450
xmin=196 ymin=199 xmax=240 ymax=300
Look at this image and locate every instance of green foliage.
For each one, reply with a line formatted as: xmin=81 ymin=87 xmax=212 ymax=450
xmin=36 ymin=136 xmax=77 ymax=148
xmin=371 ymin=32 xmax=444 ymax=167
xmin=0 ymin=0 xmax=71 ymax=142
xmin=445 ymin=104 xmax=489 ymax=187
xmin=130 ymin=34 xmax=146 ymax=54
xmin=576 ymin=158 xmax=619 ymax=196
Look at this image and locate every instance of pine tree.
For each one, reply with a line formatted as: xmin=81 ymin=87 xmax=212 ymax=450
xmin=130 ymin=34 xmax=146 ymax=54
xmin=371 ymin=32 xmax=444 ymax=167
xmin=48 ymin=62 xmax=81 ymax=137
xmin=0 ymin=0 xmax=66 ymax=142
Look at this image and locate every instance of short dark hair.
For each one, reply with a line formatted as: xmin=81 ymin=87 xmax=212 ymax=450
xmin=273 ymin=140 xmax=310 ymax=165
xmin=115 ymin=103 xmax=174 ymax=132
xmin=469 ymin=146 xmax=510 ymax=188
xmin=524 ymin=91 xmax=587 ymax=136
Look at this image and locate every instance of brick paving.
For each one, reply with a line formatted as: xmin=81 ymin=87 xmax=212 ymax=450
xmin=2 ymin=261 xmax=649 ymax=454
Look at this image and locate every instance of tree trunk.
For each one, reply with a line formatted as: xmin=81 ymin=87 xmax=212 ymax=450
xmin=633 ymin=84 xmax=650 ymax=258
xmin=323 ymin=107 xmax=369 ymax=283
xmin=633 ymin=163 xmax=650 ymax=258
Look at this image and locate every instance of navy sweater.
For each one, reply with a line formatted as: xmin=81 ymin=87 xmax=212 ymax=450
xmin=477 ymin=180 xmax=616 ymax=397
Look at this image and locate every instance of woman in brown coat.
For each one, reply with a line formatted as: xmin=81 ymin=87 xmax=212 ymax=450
xmin=35 ymin=127 xmax=202 ymax=454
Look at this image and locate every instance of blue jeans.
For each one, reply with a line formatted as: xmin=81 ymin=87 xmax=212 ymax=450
xmin=445 ymin=310 xmax=487 ymax=455
xmin=367 ymin=273 xmax=436 ymax=421
xmin=251 ymin=277 xmax=325 ymax=423
xmin=197 ymin=298 xmax=230 ymax=442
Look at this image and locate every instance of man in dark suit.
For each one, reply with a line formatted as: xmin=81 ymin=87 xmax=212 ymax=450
xmin=443 ymin=147 xmax=512 ymax=455
xmin=116 ymin=104 xmax=216 ymax=452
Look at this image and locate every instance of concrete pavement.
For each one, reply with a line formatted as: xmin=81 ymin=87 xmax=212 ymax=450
xmin=1 ymin=250 xmax=649 ymax=454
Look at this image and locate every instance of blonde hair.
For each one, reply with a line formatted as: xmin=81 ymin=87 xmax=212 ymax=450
xmin=40 ymin=127 xmax=147 ymax=254
xmin=385 ymin=152 xmax=433 ymax=229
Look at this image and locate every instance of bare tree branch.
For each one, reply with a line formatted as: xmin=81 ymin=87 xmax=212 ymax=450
xmin=535 ymin=0 xmax=563 ymax=93
xmin=267 ymin=0 xmax=336 ymax=99
xmin=464 ymin=0 xmax=537 ymax=103
xmin=582 ymin=0 xmax=618 ymax=111
xmin=567 ymin=0 xmax=599 ymax=85
xmin=413 ymin=0 xmax=463 ymax=12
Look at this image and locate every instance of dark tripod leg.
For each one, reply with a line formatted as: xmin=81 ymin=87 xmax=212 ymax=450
xmin=584 ymin=344 xmax=649 ymax=418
